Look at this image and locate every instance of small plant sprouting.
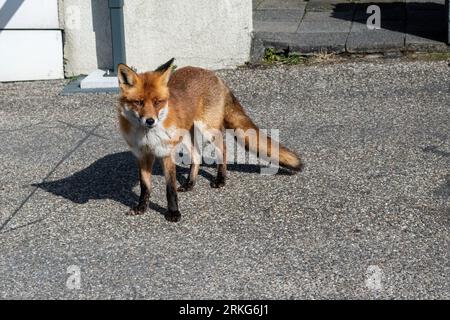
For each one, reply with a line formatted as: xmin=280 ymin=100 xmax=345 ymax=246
xmin=263 ymin=48 xmax=307 ymax=65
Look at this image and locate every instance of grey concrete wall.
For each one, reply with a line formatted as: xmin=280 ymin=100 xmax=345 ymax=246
xmin=62 ymin=0 xmax=252 ymax=76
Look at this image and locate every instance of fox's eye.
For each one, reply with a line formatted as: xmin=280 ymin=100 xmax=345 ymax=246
xmin=135 ymin=100 xmax=143 ymax=106
xmin=153 ymin=99 xmax=164 ymax=106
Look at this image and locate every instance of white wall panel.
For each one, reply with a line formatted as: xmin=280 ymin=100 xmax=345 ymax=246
xmin=0 ymin=0 xmax=59 ymax=29
xmin=0 ymin=30 xmax=64 ymax=81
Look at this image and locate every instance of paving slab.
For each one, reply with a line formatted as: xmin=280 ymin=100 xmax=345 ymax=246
xmin=347 ymin=21 xmax=406 ymax=52
xmin=405 ymin=32 xmax=449 ymax=51
xmin=298 ymin=11 xmax=353 ymax=33
xmin=406 ymin=10 xmax=446 ymax=33
xmin=253 ymin=8 xmax=306 ymax=22
xmin=406 ymin=0 xmax=446 ymax=11
xmin=254 ymin=20 xmax=302 ymax=33
xmin=351 ymin=19 xmax=406 ymax=32
xmin=407 ymin=8 xmax=446 ymax=19
xmin=252 ymin=0 xmax=264 ymax=9
xmin=293 ymin=32 xmax=349 ymax=53
xmin=258 ymin=0 xmax=308 ymax=10
xmin=254 ymin=8 xmax=305 ymax=32
xmin=405 ymin=0 xmax=445 ymax=3
xmin=306 ymin=0 xmax=355 ymax=13
xmin=353 ymin=3 xmax=406 ymax=21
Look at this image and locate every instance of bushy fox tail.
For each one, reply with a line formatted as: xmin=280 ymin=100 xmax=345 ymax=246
xmin=224 ymin=92 xmax=303 ymax=172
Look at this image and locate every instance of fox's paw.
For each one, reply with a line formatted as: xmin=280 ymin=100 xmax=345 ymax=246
xmin=126 ymin=206 xmax=147 ymax=216
xmin=165 ymin=210 xmax=181 ymax=222
xmin=210 ymin=177 xmax=226 ymax=189
xmin=177 ymin=181 xmax=194 ymax=192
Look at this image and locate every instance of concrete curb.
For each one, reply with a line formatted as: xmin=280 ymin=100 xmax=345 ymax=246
xmin=252 ymin=0 xmax=450 ymax=61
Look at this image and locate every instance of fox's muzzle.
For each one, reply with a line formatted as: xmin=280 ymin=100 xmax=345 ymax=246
xmin=140 ymin=117 xmax=156 ymax=128
xmin=145 ymin=118 xmax=155 ymax=127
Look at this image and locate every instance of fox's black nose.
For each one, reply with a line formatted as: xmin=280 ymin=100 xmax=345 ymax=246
xmin=146 ymin=118 xmax=155 ymax=127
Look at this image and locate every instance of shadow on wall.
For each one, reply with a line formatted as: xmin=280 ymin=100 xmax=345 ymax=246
xmin=332 ymin=2 xmax=448 ymax=42
xmin=91 ymin=0 xmax=113 ymax=71
xmin=0 ymin=0 xmax=25 ymax=29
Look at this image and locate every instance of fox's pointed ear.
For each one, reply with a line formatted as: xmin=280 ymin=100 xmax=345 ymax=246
xmin=117 ymin=64 xmax=138 ymax=88
xmin=155 ymin=58 xmax=175 ymax=73
xmin=155 ymin=58 xmax=175 ymax=85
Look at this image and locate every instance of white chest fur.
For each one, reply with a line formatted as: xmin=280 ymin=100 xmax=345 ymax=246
xmin=124 ymin=124 xmax=175 ymax=158
xmin=120 ymin=105 xmax=176 ymax=158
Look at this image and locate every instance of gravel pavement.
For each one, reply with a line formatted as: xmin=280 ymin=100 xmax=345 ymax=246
xmin=0 ymin=60 xmax=449 ymax=299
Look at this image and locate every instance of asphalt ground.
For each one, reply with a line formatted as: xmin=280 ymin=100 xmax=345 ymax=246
xmin=0 ymin=60 xmax=449 ymax=299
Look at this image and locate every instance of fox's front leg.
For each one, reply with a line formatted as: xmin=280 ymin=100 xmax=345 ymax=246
xmin=162 ymin=156 xmax=181 ymax=222
xmin=128 ymin=154 xmax=154 ymax=215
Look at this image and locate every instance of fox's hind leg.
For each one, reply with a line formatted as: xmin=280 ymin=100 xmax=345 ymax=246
xmin=178 ymin=130 xmax=201 ymax=192
xmin=191 ymin=120 xmax=227 ymax=189
xmin=128 ymin=153 xmax=154 ymax=215
xmin=211 ymin=132 xmax=227 ymax=189
xmin=178 ymin=163 xmax=200 ymax=192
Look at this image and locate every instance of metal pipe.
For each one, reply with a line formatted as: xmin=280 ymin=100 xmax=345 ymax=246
xmin=109 ymin=0 xmax=126 ymax=75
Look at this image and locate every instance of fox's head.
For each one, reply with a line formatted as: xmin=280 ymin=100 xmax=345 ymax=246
xmin=117 ymin=58 xmax=174 ymax=128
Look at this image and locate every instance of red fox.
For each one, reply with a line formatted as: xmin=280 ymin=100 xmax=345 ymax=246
xmin=117 ymin=58 xmax=302 ymax=222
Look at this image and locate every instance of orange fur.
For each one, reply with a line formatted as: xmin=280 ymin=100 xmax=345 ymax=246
xmin=117 ymin=63 xmax=301 ymax=170
xmin=117 ymin=59 xmax=302 ymax=221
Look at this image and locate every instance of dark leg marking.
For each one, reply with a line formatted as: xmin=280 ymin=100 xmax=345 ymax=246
xmin=211 ymin=138 xmax=227 ymax=189
xmin=162 ymin=157 xmax=181 ymax=222
xmin=178 ymin=163 xmax=199 ymax=192
xmin=210 ymin=168 xmax=226 ymax=188
xmin=127 ymin=176 xmax=150 ymax=215
xmin=127 ymin=154 xmax=154 ymax=216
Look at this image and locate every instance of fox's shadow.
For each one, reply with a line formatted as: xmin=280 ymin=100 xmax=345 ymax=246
xmin=33 ymin=151 xmax=290 ymax=212
xmin=34 ymin=152 xmax=151 ymax=210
